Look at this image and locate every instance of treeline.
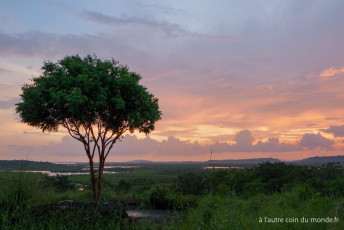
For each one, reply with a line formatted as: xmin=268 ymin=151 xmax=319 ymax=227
xmin=174 ymin=162 xmax=344 ymax=198
xmin=112 ymin=162 xmax=344 ymax=211
xmin=0 ymin=160 xmax=84 ymax=172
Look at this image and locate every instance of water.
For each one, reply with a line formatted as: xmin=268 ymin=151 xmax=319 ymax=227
xmin=54 ymin=162 xmax=77 ymax=165
xmin=96 ymin=166 xmax=140 ymax=169
xmin=0 ymin=170 xmax=131 ymax=176
xmin=82 ymin=166 xmax=140 ymax=170
xmin=126 ymin=209 xmax=180 ymax=223
xmin=203 ymin=166 xmax=241 ymax=169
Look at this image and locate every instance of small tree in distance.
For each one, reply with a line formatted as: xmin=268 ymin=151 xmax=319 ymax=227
xmin=16 ymin=55 xmax=162 ymax=200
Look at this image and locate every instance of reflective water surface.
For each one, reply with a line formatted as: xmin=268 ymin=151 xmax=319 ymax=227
xmin=126 ymin=209 xmax=181 ymax=223
xmin=0 ymin=170 xmax=131 ymax=176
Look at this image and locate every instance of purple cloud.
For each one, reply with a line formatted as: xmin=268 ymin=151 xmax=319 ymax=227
xmin=0 ymin=67 xmax=10 ymax=74
xmin=0 ymin=31 xmax=85 ymax=57
xmin=323 ymin=125 xmax=344 ymax=137
xmin=0 ymin=82 xmax=12 ymax=89
xmin=80 ymin=10 xmax=238 ymax=40
xmin=214 ymin=130 xmax=300 ymax=153
xmin=306 ymin=123 xmax=317 ymax=127
xmin=50 ymin=2 xmax=236 ymax=42
xmin=255 ymin=138 xmax=298 ymax=152
xmin=0 ymin=30 xmax=146 ymax=60
xmin=33 ymin=134 xmax=208 ymax=158
xmin=300 ymin=133 xmax=334 ymax=150
xmin=0 ymin=97 xmax=20 ymax=109
xmin=230 ymin=130 xmax=254 ymax=152
xmin=325 ymin=118 xmax=339 ymax=120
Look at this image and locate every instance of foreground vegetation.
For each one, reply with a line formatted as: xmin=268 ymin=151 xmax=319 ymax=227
xmin=1 ymin=162 xmax=344 ymax=229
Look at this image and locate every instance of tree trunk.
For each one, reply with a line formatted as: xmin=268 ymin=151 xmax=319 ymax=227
xmin=88 ymin=159 xmax=97 ymax=201
xmin=96 ymin=157 xmax=105 ymax=201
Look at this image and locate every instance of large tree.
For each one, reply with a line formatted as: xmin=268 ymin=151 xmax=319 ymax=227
xmin=16 ymin=55 xmax=162 ymax=200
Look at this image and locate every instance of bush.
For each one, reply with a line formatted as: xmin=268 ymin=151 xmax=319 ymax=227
xmin=323 ymin=177 xmax=344 ymax=197
xmin=116 ymin=179 xmax=131 ymax=193
xmin=41 ymin=174 xmax=74 ymax=191
xmin=292 ymin=184 xmax=315 ymax=202
xmin=148 ymin=185 xmax=170 ymax=209
xmin=242 ymin=179 xmax=266 ymax=198
xmin=174 ymin=173 xmax=208 ymax=195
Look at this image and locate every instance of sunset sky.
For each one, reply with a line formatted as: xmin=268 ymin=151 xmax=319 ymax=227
xmin=1 ymin=0 xmax=344 ymax=162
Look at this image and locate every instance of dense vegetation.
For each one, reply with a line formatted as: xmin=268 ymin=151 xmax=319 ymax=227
xmin=1 ymin=161 xmax=344 ymax=229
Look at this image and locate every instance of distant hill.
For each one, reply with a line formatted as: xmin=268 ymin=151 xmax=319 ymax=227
xmin=206 ymin=156 xmax=344 ymax=166
xmin=122 ymin=158 xmax=281 ymax=166
xmin=205 ymin=158 xmax=281 ymax=167
xmin=295 ymin=155 xmax=344 ymax=165
xmin=110 ymin=160 xmax=200 ymax=165
xmin=2 ymin=156 xmax=344 ymax=170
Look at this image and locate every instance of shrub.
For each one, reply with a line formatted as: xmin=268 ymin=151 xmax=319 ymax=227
xmin=41 ymin=174 xmax=74 ymax=191
xmin=117 ymin=179 xmax=131 ymax=193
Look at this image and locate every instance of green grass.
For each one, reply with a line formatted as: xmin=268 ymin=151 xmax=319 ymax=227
xmin=165 ymin=193 xmax=344 ymax=230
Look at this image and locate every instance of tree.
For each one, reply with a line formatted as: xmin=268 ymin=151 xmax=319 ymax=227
xmin=16 ymin=55 xmax=162 ymax=200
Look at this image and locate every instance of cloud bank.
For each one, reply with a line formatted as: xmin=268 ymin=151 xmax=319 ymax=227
xmin=17 ymin=130 xmax=336 ymax=161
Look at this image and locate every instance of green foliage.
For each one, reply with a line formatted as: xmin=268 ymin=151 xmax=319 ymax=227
xmin=255 ymin=162 xmax=294 ymax=193
xmin=117 ymin=179 xmax=132 ymax=193
xmin=216 ymin=184 xmax=231 ymax=196
xmin=41 ymin=174 xmax=74 ymax=191
xmin=174 ymin=172 xmax=208 ymax=195
xmin=169 ymin=161 xmax=344 ymax=202
xmin=323 ymin=177 xmax=344 ymax=197
xmin=224 ymin=167 xmax=254 ymax=195
xmin=290 ymin=184 xmax=315 ymax=202
xmin=148 ymin=185 xmax=170 ymax=209
xmin=242 ymin=179 xmax=266 ymax=198
xmin=16 ymin=54 xmax=161 ymax=134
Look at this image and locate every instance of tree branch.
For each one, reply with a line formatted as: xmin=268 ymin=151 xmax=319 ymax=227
xmin=104 ymin=127 xmax=128 ymax=159
xmin=90 ymin=124 xmax=101 ymax=159
xmin=62 ymin=120 xmax=93 ymax=159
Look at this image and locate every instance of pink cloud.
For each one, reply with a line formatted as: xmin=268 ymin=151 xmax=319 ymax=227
xmin=319 ymin=67 xmax=344 ymax=77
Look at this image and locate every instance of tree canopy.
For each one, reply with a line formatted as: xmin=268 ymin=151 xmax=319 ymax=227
xmin=17 ymin=55 xmax=161 ymax=134
xmin=16 ymin=54 xmax=162 ymax=200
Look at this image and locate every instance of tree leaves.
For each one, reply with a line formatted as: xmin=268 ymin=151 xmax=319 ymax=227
xmin=16 ymin=54 xmax=162 ymax=135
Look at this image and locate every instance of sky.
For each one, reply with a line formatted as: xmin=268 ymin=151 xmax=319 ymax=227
xmin=0 ymin=0 xmax=344 ymax=162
